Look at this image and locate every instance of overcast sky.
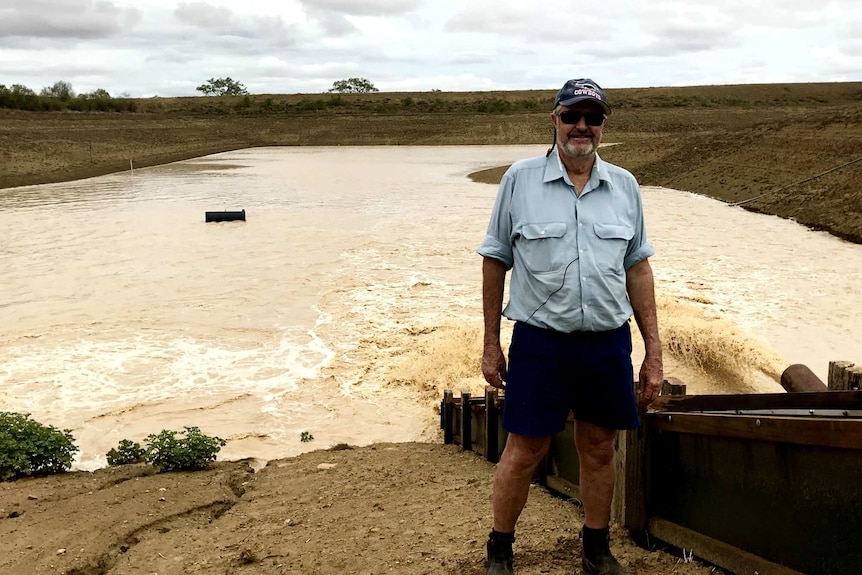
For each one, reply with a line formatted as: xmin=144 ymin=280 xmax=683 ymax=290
xmin=1 ymin=0 xmax=860 ymax=97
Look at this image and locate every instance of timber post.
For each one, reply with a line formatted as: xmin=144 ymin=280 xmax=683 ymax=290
xmin=443 ymin=389 xmax=454 ymax=444
xmin=661 ymin=377 xmax=687 ymax=396
xmin=828 ymin=361 xmax=861 ymax=391
xmin=616 ymin=379 xmax=687 ymax=541
xmin=461 ymin=390 xmax=472 ymax=452
xmin=484 ymin=386 xmax=500 ymax=463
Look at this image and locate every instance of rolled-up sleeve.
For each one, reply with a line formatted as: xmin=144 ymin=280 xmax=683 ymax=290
xmin=623 ymin=184 xmax=654 ymax=270
xmin=477 ymin=172 xmax=515 ymax=269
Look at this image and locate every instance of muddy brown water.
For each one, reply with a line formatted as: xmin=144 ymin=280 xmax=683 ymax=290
xmin=1 ymin=145 xmax=860 ymax=469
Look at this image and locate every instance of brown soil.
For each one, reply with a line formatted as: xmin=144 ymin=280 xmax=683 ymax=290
xmin=1 ymin=443 xmax=719 ymax=575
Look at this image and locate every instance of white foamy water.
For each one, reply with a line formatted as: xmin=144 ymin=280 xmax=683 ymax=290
xmin=1 ymin=145 xmax=860 ymax=469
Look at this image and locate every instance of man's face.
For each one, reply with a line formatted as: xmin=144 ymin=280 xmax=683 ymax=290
xmin=552 ymin=102 xmax=605 ymax=159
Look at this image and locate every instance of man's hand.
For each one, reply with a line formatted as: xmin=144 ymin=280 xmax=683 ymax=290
xmin=482 ymin=342 xmax=508 ymax=389
xmin=636 ymin=354 xmax=664 ymax=407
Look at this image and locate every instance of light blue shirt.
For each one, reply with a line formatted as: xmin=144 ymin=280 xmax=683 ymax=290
xmin=478 ymin=150 xmax=654 ymax=332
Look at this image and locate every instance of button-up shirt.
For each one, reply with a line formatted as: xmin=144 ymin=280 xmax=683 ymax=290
xmin=477 ymin=149 xmax=654 ymax=332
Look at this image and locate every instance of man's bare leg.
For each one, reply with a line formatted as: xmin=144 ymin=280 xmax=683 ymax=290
xmin=493 ymin=433 xmax=552 ymax=531
xmin=575 ymin=420 xmax=631 ymax=575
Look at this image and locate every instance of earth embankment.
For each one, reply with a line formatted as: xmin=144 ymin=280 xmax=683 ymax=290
xmin=1 ymin=82 xmax=860 ymax=242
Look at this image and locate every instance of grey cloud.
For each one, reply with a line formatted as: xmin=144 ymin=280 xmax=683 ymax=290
xmin=298 ymin=0 xmax=421 ymax=38
xmin=174 ymin=2 xmax=299 ymax=42
xmin=304 ymin=8 xmax=356 ymax=35
xmin=0 ymin=0 xmax=140 ymax=40
xmin=297 ymin=0 xmax=420 ymax=17
xmin=445 ymin=6 xmax=605 ymax=43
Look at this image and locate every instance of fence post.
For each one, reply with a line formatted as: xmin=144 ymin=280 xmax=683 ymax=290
xmin=617 ymin=379 xmax=686 ymax=542
xmin=828 ymin=361 xmax=861 ymax=391
xmin=485 ymin=387 xmax=500 ymax=463
xmin=443 ymin=390 xmax=454 ymax=444
xmin=461 ymin=390 xmax=472 ymax=452
xmin=661 ymin=376 xmax=687 ymax=396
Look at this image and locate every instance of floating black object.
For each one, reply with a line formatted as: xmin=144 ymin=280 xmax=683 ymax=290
xmin=205 ymin=209 xmax=246 ymax=222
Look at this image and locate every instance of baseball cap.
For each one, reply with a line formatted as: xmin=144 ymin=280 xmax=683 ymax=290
xmin=554 ymin=78 xmax=611 ymax=115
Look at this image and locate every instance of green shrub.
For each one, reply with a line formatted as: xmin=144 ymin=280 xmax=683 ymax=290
xmin=296 ymin=97 xmax=327 ymax=111
xmin=300 ymin=431 xmax=314 ymax=442
xmin=106 ymin=439 xmax=146 ymax=466
xmin=0 ymin=412 xmax=78 ymax=481
xmin=144 ymin=426 xmax=227 ymax=472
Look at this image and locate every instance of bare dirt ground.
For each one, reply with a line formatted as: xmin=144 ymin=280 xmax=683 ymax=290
xmin=1 ymin=442 xmax=720 ymax=575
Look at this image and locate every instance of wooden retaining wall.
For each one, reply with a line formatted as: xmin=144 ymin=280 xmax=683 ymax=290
xmin=440 ymin=363 xmax=862 ymax=575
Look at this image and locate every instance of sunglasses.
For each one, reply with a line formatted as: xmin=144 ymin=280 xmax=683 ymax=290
xmin=556 ymin=110 xmax=606 ymax=126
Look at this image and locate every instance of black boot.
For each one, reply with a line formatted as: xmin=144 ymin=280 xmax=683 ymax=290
xmin=581 ymin=526 xmax=632 ymax=575
xmin=486 ymin=530 xmax=515 ymax=575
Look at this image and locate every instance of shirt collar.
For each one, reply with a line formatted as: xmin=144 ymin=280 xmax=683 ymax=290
xmin=543 ymin=148 xmax=612 ymax=191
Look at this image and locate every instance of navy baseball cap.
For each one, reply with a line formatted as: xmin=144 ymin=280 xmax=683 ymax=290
xmin=554 ymin=78 xmax=611 ymax=115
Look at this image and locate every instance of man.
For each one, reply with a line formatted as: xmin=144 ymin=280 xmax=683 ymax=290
xmin=477 ymin=78 xmax=663 ymax=575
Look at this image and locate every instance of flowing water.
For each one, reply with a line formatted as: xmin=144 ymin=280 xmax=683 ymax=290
xmin=1 ymin=145 xmax=860 ymax=469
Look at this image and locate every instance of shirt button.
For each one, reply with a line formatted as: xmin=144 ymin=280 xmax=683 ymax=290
xmin=580 ymin=249 xmax=584 ymax=253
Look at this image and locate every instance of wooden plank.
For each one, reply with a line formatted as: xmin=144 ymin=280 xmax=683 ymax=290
xmin=622 ymin=408 xmax=648 ymax=537
xmin=648 ymin=518 xmax=807 ymax=575
xmin=652 ymin=412 xmax=862 ymax=450
xmin=461 ymin=391 xmax=472 ymax=452
xmin=650 ymin=390 xmax=862 ymax=413
xmin=544 ymin=475 xmax=581 ymax=502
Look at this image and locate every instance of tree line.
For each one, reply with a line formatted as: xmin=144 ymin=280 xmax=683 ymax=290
xmin=195 ymin=76 xmax=378 ymax=96
xmin=0 ymin=77 xmax=380 ymax=112
xmin=0 ymin=81 xmax=136 ymax=112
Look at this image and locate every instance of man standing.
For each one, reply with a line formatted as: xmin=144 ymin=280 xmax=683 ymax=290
xmin=478 ymin=79 xmax=663 ymax=575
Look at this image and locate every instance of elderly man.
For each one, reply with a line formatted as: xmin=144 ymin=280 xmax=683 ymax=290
xmin=478 ymin=78 xmax=663 ymax=575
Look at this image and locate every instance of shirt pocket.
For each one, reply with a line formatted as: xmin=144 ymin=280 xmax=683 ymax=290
xmin=593 ymin=223 xmax=634 ymax=272
xmin=517 ymin=221 xmax=570 ymax=273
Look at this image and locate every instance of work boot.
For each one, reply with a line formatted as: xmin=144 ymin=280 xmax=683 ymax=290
xmin=486 ymin=530 xmax=515 ymax=575
xmin=581 ymin=526 xmax=632 ymax=575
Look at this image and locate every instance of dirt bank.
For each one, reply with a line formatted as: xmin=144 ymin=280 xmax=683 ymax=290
xmin=2 ymin=82 xmax=861 ymax=242
xmin=1 ymin=442 xmax=720 ymax=575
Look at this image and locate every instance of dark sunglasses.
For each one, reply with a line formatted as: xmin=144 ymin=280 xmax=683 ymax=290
xmin=556 ymin=110 xmax=605 ymax=126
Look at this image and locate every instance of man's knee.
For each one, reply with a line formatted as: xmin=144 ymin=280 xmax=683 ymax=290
xmin=574 ymin=422 xmax=617 ymax=467
xmin=500 ymin=433 xmax=551 ymax=472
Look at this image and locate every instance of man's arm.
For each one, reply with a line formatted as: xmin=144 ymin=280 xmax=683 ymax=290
xmin=482 ymin=256 xmax=508 ymax=388
xmin=626 ymin=258 xmax=663 ymax=406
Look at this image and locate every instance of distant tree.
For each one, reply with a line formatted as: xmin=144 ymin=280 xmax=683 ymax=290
xmin=82 ymin=88 xmax=111 ymax=99
xmin=327 ymin=77 xmax=378 ymax=94
xmin=9 ymin=84 xmax=35 ymax=96
xmin=196 ymin=77 xmax=249 ymax=96
xmin=40 ymin=80 xmax=75 ymax=101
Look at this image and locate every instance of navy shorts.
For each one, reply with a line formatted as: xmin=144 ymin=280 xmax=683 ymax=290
xmin=502 ymin=321 xmax=640 ymax=435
